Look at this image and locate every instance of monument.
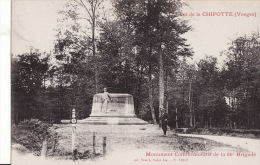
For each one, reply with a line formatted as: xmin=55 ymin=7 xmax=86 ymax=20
xmin=84 ymin=92 xmax=148 ymax=125
xmin=90 ymin=93 xmax=135 ymax=117
xmin=61 ymin=90 xmax=148 ymax=125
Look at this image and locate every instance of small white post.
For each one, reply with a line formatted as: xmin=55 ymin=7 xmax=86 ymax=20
xmin=72 ymin=124 xmax=76 ymax=152
xmin=71 ymin=108 xmax=77 ymax=160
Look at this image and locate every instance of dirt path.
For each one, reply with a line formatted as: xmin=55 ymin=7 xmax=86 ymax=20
xmin=177 ymin=133 xmax=260 ymax=154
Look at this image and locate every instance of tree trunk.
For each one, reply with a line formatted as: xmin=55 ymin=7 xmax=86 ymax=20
xmin=158 ymin=44 xmax=164 ymax=127
xmin=135 ymin=68 xmax=143 ymax=116
xmin=149 ymin=82 xmax=157 ymax=124
xmin=92 ymin=17 xmax=99 ymax=94
xmin=209 ymin=117 xmax=212 ymax=128
xmin=165 ymin=68 xmax=169 ymax=114
xmin=148 ymin=45 xmax=157 ymax=124
xmin=193 ymin=107 xmax=196 ymax=127
xmin=175 ymin=106 xmax=178 ymax=128
xmin=15 ymin=112 xmax=19 ymax=126
xmin=188 ymin=81 xmax=193 ymax=127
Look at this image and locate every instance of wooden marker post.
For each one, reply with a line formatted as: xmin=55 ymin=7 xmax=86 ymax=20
xmin=41 ymin=138 xmax=48 ymax=158
xmin=71 ymin=108 xmax=77 ymax=160
xmin=103 ymin=137 xmax=107 ymax=157
xmin=51 ymin=138 xmax=57 ymax=153
xmin=72 ymin=125 xmax=76 ymax=152
xmin=93 ymin=132 xmax=96 ymax=154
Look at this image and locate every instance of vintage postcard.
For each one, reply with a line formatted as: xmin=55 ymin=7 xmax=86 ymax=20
xmin=10 ymin=0 xmax=260 ymax=165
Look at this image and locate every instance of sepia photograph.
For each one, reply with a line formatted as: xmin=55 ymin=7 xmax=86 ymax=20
xmin=10 ymin=0 xmax=260 ymax=164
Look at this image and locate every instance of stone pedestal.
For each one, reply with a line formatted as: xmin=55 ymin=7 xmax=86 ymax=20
xmin=61 ymin=93 xmax=148 ymax=125
xmin=90 ymin=93 xmax=135 ymax=117
xmin=85 ymin=93 xmax=147 ymax=125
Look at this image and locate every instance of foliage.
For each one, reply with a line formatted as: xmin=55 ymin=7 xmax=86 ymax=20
xmin=11 ymin=51 xmax=49 ymax=123
xmin=11 ymin=1 xmax=260 ymax=129
xmin=12 ymin=120 xmax=57 ymax=153
xmin=222 ymin=32 xmax=260 ymax=128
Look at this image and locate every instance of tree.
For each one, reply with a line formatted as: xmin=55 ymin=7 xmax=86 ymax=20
xmin=113 ymin=0 xmax=192 ymax=125
xmin=195 ymin=56 xmax=225 ymax=128
xmin=223 ymin=32 xmax=260 ymax=128
xmin=11 ymin=50 xmax=49 ymax=123
xmin=58 ymin=0 xmax=104 ymax=93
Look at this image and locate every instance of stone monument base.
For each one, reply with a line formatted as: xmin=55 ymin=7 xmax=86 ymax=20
xmin=61 ymin=116 xmax=148 ymax=125
xmin=61 ymin=93 xmax=148 ymax=125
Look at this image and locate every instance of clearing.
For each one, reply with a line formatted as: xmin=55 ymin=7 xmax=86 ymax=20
xmin=12 ymin=124 xmax=260 ymax=165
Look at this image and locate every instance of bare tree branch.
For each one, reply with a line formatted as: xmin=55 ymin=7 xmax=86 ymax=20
xmin=73 ymin=0 xmax=94 ymax=21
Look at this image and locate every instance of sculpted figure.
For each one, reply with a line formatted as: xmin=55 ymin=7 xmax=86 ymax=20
xmin=102 ymin=88 xmax=112 ymax=113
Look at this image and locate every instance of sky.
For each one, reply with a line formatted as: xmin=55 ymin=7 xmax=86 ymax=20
xmin=181 ymin=1 xmax=260 ymax=65
xmin=12 ymin=0 xmax=260 ymax=65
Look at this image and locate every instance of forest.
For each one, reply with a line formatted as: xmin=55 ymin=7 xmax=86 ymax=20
xmin=11 ymin=0 xmax=260 ymax=129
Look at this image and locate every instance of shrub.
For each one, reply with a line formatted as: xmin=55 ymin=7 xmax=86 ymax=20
xmin=12 ymin=119 xmax=57 ymax=153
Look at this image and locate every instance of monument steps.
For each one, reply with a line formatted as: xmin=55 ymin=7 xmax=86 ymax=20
xmin=61 ymin=117 xmax=148 ymax=125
